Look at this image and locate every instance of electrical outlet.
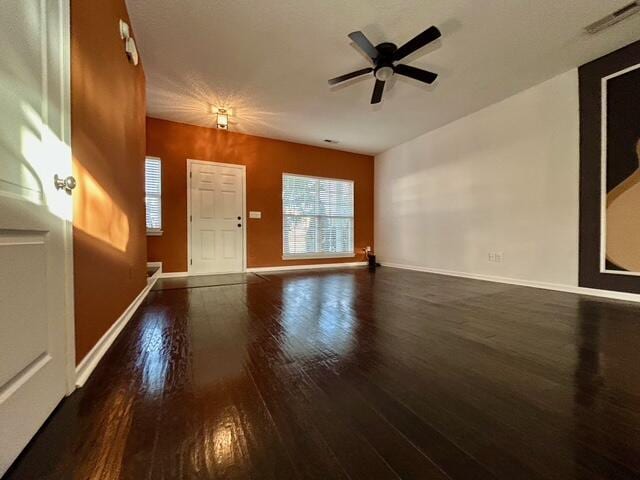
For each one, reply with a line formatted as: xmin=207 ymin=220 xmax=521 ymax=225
xmin=488 ymin=252 xmax=503 ymax=263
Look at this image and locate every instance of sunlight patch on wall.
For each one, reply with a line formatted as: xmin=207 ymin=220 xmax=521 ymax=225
xmin=74 ymin=162 xmax=129 ymax=252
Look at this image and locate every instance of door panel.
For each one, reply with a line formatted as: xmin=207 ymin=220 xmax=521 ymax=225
xmin=0 ymin=233 xmax=48 ymax=387
xmin=190 ymin=162 xmax=244 ymax=273
xmin=221 ymin=190 xmax=236 ymax=218
xmin=200 ymin=189 xmax=215 ymax=218
xmin=222 ymin=229 xmax=237 ymax=258
xmin=201 ymin=230 xmax=216 ymax=260
xmin=0 ymin=0 xmax=73 ymax=474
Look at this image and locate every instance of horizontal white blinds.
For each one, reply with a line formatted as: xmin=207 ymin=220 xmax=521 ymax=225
xmin=283 ymin=174 xmax=354 ymax=257
xmin=145 ymin=157 xmax=162 ymax=230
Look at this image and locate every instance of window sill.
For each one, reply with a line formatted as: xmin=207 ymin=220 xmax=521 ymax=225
xmin=146 ymin=230 xmax=163 ymax=237
xmin=282 ymin=253 xmax=355 ymax=261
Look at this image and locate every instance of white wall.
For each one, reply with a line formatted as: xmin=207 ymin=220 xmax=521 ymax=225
xmin=375 ymin=69 xmax=580 ymax=286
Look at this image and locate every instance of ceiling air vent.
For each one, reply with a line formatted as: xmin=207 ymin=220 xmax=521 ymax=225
xmin=585 ymin=1 xmax=640 ymax=34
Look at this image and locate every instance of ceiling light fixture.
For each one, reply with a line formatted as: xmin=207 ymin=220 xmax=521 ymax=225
xmin=374 ymin=66 xmax=394 ymax=82
xmin=209 ymin=104 xmax=230 ymax=130
xmin=216 ymin=108 xmax=229 ymax=130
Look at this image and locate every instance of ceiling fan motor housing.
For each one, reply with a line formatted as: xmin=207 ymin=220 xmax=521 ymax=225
xmin=374 ymin=42 xmax=397 ymax=80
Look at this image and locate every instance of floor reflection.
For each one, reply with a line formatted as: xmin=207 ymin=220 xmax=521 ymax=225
xmin=574 ymin=298 xmax=640 ymax=477
xmin=137 ymin=311 xmax=170 ymax=397
xmin=280 ymin=274 xmax=357 ymax=362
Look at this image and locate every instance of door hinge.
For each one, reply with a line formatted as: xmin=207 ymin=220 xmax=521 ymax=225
xmin=190 ymin=215 xmax=192 ymax=222
xmin=190 ymin=259 xmax=192 ymax=265
xmin=190 ymin=171 xmax=192 ymax=178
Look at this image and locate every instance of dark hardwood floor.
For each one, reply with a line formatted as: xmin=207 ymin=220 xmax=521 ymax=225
xmin=152 ymin=272 xmax=266 ymax=291
xmin=6 ymin=267 xmax=640 ymax=479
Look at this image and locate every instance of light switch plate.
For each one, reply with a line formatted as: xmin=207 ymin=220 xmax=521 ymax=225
xmin=249 ymin=211 xmax=262 ymax=219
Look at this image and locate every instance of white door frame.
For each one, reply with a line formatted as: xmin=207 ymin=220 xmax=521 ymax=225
xmin=60 ymin=0 xmax=76 ymax=395
xmin=186 ymin=159 xmax=247 ymax=275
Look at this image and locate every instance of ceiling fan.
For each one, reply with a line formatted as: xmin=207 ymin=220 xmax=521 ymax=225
xmin=328 ymin=26 xmax=441 ymax=104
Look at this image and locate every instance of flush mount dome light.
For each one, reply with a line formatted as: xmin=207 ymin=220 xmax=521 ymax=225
xmin=374 ymin=66 xmax=394 ymax=81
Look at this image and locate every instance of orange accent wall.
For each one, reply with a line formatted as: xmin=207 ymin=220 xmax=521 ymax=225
xmin=71 ymin=0 xmax=147 ymax=363
xmin=146 ymin=118 xmax=374 ymax=271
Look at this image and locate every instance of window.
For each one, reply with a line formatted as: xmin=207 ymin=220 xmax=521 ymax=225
xmin=145 ymin=157 xmax=162 ymax=235
xmin=282 ymin=173 xmax=354 ymax=259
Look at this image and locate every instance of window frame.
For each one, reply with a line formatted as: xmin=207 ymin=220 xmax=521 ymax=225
xmin=145 ymin=156 xmax=163 ymax=236
xmin=282 ymin=172 xmax=355 ymax=260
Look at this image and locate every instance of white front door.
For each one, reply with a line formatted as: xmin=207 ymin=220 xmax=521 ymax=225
xmin=0 ymin=0 xmax=73 ymax=474
xmin=189 ymin=161 xmax=245 ymax=274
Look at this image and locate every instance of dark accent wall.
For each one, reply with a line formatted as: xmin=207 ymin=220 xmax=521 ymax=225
xmin=579 ymin=39 xmax=640 ymax=293
xmin=71 ymin=0 xmax=147 ymax=362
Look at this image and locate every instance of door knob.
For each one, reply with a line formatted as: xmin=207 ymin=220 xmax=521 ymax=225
xmin=237 ymin=216 xmax=241 ymax=220
xmin=54 ymin=174 xmax=76 ymax=193
xmin=237 ymin=223 xmax=242 ymax=228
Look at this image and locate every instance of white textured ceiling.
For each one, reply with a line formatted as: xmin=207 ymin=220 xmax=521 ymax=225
xmin=126 ymin=0 xmax=640 ymax=155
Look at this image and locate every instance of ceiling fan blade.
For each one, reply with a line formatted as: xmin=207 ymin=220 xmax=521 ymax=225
xmin=393 ymin=25 xmax=441 ymax=61
xmin=328 ymin=67 xmax=373 ymax=85
xmin=394 ymin=64 xmax=438 ymax=84
xmin=371 ymin=79 xmax=385 ymax=104
xmin=348 ymin=31 xmax=379 ymax=60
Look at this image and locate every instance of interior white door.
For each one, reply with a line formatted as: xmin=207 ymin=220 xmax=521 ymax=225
xmin=0 ymin=0 xmax=73 ymax=474
xmin=190 ymin=162 xmax=244 ymax=274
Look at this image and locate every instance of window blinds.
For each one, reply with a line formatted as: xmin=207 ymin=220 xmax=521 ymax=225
xmin=145 ymin=157 xmax=162 ymax=231
xmin=283 ymin=174 xmax=354 ymax=257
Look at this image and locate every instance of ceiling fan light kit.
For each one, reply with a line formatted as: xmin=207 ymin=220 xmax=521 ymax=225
xmin=329 ymin=25 xmax=441 ymax=104
xmin=375 ymin=66 xmax=394 ymax=81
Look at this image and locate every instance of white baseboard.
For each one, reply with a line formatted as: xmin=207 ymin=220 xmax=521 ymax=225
xmin=147 ymin=262 xmax=162 ymax=283
xmin=247 ymin=262 xmax=367 ymax=273
xmin=160 ymin=271 xmax=203 ymax=278
xmin=380 ymin=261 xmax=640 ymax=304
xmin=160 ymin=272 xmax=188 ymax=278
xmin=160 ymin=271 xmax=247 ymax=278
xmin=158 ymin=262 xmax=368 ymax=277
xmin=75 ymin=274 xmax=159 ymax=387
